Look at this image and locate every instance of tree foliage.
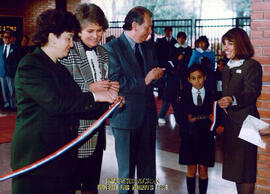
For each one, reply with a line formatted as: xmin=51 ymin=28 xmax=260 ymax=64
xmin=223 ymin=0 xmax=251 ymax=17
xmin=120 ymin=0 xmax=197 ymax=20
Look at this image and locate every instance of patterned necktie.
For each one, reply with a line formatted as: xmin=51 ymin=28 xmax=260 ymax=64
xmin=197 ymin=91 xmax=202 ymax=106
xmin=3 ymin=45 xmax=7 ymax=61
xmin=135 ymin=43 xmax=144 ymax=74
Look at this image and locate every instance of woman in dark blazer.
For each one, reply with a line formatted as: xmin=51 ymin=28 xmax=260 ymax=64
xmin=11 ymin=9 xmax=118 ymax=194
xmin=218 ymin=28 xmax=262 ymax=194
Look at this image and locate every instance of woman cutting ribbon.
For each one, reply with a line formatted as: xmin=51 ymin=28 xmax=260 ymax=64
xmin=11 ymin=9 xmax=119 ymax=194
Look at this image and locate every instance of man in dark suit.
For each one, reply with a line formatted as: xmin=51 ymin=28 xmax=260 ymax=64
xmin=0 ymin=30 xmax=20 ymax=110
xmin=105 ymin=6 xmax=164 ymax=194
xmin=155 ymin=26 xmax=177 ymax=104
xmin=156 ymin=26 xmax=177 ymax=68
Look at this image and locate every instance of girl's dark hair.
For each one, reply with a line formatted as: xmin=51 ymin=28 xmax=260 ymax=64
xmin=32 ymin=9 xmax=80 ymax=46
xmin=123 ymin=6 xmax=152 ymax=30
xmin=187 ymin=64 xmax=206 ymax=78
xmin=197 ymin=35 xmax=210 ymax=49
xmin=177 ymin=31 xmax=187 ymax=40
xmin=75 ymin=3 xmax=108 ymax=30
xmin=200 ymin=57 xmax=211 ymax=68
xmin=222 ymin=27 xmax=254 ymax=59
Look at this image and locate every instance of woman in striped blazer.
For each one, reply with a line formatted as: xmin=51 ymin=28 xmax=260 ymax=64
xmin=60 ymin=3 xmax=119 ymax=194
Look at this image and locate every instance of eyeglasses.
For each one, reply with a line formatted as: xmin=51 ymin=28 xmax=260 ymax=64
xmin=3 ymin=36 xmax=10 ymax=39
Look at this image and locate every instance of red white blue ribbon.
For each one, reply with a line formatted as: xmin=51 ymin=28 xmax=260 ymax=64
xmin=210 ymin=101 xmax=218 ymax=131
xmin=0 ymin=98 xmax=121 ymax=182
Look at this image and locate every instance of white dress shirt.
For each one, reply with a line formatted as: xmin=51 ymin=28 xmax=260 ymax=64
xmin=191 ymin=86 xmax=205 ymax=106
xmin=3 ymin=44 xmax=11 ymax=58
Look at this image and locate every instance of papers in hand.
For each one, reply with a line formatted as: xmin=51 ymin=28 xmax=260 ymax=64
xmin=168 ymin=61 xmax=174 ymax=68
xmin=238 ymin=115 xmax=269 ymax=149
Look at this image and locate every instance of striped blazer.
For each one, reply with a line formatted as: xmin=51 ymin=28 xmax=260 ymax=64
xmin=60 ymin=40 xmax=109 ymax=158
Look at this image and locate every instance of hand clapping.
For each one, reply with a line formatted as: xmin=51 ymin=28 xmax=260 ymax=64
xmin=145 ymin=67 xmax=164 ymax=85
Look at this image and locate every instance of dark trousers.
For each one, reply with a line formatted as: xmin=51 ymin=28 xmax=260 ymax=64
xmin=12 ymin=174 xmax=75 ymax=194
xmin=158 ymin=100 xmax=178 ymax=119
xmin=112 ymin=116 xmax=156 ymax=194
xmin=75 ymin=135 xmax=104 ymax=192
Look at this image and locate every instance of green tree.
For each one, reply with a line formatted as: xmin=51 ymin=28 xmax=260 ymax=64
xmin=120 ymin=0 xmax=197 ymax=20
xmin=223 ymin=0 xmax=251 ymax=17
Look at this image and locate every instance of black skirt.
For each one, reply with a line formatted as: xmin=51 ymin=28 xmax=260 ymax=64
xmin=179 ymin=126 xmax=215 ymax=167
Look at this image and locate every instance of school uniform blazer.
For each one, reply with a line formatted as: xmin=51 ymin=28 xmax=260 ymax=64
xmin=11 ymin=47 xmax=107 ymax=177
xmin=222 ymin=58 xmax=262 ymax=124
xmin=104 ymin=33 xmax=158 ymax=129
xmin=175 ymin=87 xmax=218 ymax=137
xmin=0 ymin=43 xmax=20 ymax=77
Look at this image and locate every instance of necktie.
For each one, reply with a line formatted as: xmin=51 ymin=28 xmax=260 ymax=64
xmin=135 ymin=43 xmax=144 ymax=74
xmin=197 ymin=91 xmax=202 ymax=106
xmin=3 ymin=45 xmax=7 ymax=61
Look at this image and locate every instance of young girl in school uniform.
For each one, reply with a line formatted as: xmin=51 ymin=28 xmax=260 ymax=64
xmin=175 ymin=64 xmax=222 ymax=194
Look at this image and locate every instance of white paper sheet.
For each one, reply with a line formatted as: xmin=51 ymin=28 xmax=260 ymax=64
xmin=238 ymin=115 xmax=269 ymax=149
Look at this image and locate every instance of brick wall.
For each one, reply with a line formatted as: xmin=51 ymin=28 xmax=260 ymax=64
xmin=251 ymin=0 xmax=270 ymax=192
xmin=24 ymin=0 xmax=56 ymax=44
xmin=23 ymin=0 xmax=81 ymax=43
xmin=0 ymin=0 xmax=82 ymax=45
xmin=67 ymin=0 xmax=81 ymax=13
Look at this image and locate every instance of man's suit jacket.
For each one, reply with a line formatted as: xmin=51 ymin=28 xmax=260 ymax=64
xmin=222 ymin=59 xmax=262 ymax=124
xmin=11 ymin=47 xmax=107 ymax=177
xmin=0 ymin=43 xmax=20 ymax=77
xmin=104 ymin=33 xmax=158 ymax=129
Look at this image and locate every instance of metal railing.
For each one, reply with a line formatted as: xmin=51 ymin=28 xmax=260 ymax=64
xmin=195 ymin=17 xmax=250 ymax=59
xmin=102 ymin=17 xmax=251 ymax=59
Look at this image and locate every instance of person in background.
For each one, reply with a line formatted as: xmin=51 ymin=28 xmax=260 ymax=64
xmin=10 ymin=30 xmax=19 ymax=46
xmin=11 ymin=9 xmax=119 ymax=194
xmin=19 ymin=34 xmax=30 ymax=58
xmin=156 ymin=26 xmax=177 ymax=68
xmin=0 ymin=29 xmax=20 ymax=111
xmin=218 ymin=27 xmax=262 ymax=194
xmin=172 ymin=31 xmax=192 ymax=94
xmin=200 ymin=56 xmax=217 ymax=96
xmin=215 ymin=58 xmax=227 ymax=99
xmin=60 ymin=3 xmax=119 ymax=194
xmin=104 ymin=6 xmax=164 ymax=194
xmin=188 ymin=35 xmax=215 ymax=71
xmin=157 ymin=32 xmax=191 ymax=124
xmin=175 ymin=64 xmax=223 ymax=194
xmin=156 ymin=26 xmax=177 ymax=99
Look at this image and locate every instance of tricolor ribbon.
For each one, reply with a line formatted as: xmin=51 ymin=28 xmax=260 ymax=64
xmin=210 ymin=101 xmax=218 ymax=131
xmin=0 ymin=98 xmax=121 ymax=182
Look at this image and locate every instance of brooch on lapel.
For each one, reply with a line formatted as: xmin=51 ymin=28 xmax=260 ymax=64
xmin=236 ymin=69 xmax=242 ymax=74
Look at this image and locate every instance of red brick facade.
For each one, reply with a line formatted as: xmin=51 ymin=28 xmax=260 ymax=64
xmin=0 ymin=0 xmax=81 ymax=44
xmin=251 ymin=0 xmax=270 ymax=192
